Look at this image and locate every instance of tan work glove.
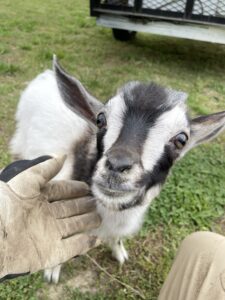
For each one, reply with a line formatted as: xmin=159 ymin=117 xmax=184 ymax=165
xmin=0 ymin=155 xmax=100 ymax=282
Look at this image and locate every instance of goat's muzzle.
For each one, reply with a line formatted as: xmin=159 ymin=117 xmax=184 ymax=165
xmin=105 ymin=148 xmax=139 ymax=174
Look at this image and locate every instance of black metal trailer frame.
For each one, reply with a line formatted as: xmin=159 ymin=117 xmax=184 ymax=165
xmin=91 ymin=0 xmax=225 ymax=25
xmin=90 ymin=1 xmax=225 ymax=44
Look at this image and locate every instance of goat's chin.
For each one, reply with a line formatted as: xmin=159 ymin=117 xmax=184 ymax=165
xmin=92 ymin=182 xmax=139 ymax=211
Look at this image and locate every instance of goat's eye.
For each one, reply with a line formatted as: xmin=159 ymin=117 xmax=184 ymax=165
xmin=96 ymin=112 xmax=107 ymax=129
xmin=174 ymin=132 xmax=188 ymax=149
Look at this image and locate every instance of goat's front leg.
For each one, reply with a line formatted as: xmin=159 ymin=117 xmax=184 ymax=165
xmin=44 ymin=264 xmax=62 ymax=284
xmin=109 ymin=238 xmax=129 ymax=265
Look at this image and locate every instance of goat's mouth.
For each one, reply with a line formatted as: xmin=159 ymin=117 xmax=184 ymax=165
xmin=92 ymin=178 xmax=138 ymax=199
xmin=95 ymin=182 xmax=135 ymax=196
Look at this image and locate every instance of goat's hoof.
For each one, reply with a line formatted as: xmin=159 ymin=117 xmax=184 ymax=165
xmin=44 ymin=265 xmax=61 ymax=284
xmin=112 ymin=244 xmax=129 ymax=265
xmin=44 ymin=269 xmax=53 ymax=283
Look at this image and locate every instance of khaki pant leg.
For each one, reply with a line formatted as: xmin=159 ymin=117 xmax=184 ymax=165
xmin=158 ymin=231 xmax=225 ymax=300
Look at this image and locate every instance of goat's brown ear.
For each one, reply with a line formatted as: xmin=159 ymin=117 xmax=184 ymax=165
xmin=53 ymin=55 xmax=103 ymax=125
xmin=185 ymin=110 xmax=225 ymax=152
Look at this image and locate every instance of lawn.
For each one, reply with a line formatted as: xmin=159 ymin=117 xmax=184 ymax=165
xmin=0 ymin=0 xmax=225 ymax=299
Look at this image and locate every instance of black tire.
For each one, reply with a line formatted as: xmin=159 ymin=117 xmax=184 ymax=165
xmin=112 ymin=29 xmax=136 ymax=41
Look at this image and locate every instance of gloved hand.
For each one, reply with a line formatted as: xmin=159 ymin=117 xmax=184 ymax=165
xmin=0 ymin=155 xmax=101 ymax=282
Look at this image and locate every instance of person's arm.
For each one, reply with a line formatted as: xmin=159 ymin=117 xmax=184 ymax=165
xmin=0 ymin=154 xmax=101 ymax=282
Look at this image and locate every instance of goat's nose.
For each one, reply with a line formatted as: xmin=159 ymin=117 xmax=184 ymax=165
xmin=106 ymin=153 xmax=134 ymax=173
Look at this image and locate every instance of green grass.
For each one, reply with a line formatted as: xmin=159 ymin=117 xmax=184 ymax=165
xmin=0 ymin=0 xmax=225 ymax=299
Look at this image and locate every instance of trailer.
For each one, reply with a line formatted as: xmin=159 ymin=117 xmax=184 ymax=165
xmin=90 ymin=0 xmax=225 ymax=44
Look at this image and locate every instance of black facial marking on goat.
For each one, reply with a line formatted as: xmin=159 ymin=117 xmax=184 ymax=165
xmin=114 ymin=83 xmax=176 ymax=152
xmin=138 ymin=145 xmax=175 ymax=191
xmin=72 ymin=131 xmax=98 ymax=184
xmin=97 ymin=127 xmax=106 ymax=159
xmin=72 ymin=127 xmax=106 ymax=184
xmin=123 ymin=82 xmax=178 ymax=113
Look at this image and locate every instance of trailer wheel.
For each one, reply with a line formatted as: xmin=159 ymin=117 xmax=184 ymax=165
xmin=112 ymin=29 xmax=136 ymax=41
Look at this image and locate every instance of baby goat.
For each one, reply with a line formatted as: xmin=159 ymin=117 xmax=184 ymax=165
xmin=10 ymin=57 xmax=225 ymax=283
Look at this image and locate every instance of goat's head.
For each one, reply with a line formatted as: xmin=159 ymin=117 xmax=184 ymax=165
xmin=53 ymin=57 xmax=225 ymax=210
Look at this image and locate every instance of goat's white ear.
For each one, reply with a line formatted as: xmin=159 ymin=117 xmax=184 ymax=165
xmin=185 ymin=110 xmax=225 ymax=152
xmin=53 ymin=55 xmax=103 ymax=125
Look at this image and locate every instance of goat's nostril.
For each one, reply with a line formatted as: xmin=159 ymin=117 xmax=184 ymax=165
xmin=119 ymin=165 xmax=132 ymax=173
xmin=105 ymin=156 xmax=133 ymax=173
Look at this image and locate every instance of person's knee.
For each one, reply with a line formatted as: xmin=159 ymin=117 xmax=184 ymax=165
xmin=179 ymin=231 xmax=225 ymax=256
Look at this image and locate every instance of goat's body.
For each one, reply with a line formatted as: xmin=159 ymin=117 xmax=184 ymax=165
xmin=11 ymin=70 xmax=146 ymax=236
xmin=12 ymin=60 xmax=225 ymax=285
xmin=11 ymin=70 xmax=149 ymax=282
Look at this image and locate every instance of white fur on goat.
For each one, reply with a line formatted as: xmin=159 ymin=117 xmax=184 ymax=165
xmin=10 ymin=58 xmax=225 ymax=284
xmin=11 ymin=70 xmax=89 ymax=180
